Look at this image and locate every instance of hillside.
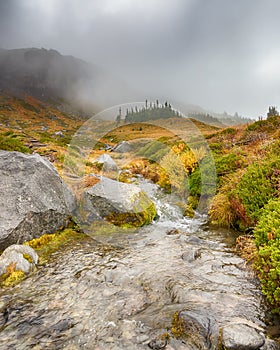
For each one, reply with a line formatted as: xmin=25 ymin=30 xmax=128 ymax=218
xmin=0 ymin=92 xmax=85 ymax=170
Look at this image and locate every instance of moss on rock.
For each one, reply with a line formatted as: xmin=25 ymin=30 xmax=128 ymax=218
xmin=24 ymin=227 xmax=85 ymax=264
xmin=1 ymin=270 xmax=25 ymax=287
xmin=105 ymin=201 xmax=156 ymax=228
xmin=0 ymin=262 xmax=26 ymax=288
xmin=171 ymin=311 xmax=187 ymax=338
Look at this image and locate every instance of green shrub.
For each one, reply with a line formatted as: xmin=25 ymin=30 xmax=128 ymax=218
xmin=220 ymin=127 xmax=237 ymax=135
xmin=253 ymin=199 xmax=280 ymax=313
xmin=254 ymin=199 xmax=280 ymax=247
xmin=209 ymin=142 xmax=223 ymax=152
xmin=233 ymin=158 xmax=280 ymax=225
xmin=0 ymin=133 xmax=31 ymax=153
xmin=215 ymin=153 xmax=242 ymax=177
xmin=245 ymin=115 xmax=280 ymax=133
xmin=256 ymin=240 xmax=280 ymax=313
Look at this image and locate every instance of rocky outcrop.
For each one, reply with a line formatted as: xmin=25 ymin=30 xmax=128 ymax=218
xmin=0 ymin=244 xmax=38 ymax=275
xmin=0 ymin=151 xmax=76 ymax=250
xmin=81 ymin=177 xmax=156 ymax=228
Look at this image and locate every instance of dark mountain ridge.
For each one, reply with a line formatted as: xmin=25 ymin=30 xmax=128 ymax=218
xmin=0 ymin=47 xmax=96 ymax=113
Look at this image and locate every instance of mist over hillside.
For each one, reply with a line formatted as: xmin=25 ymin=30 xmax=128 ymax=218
xmin=0 ymin=47 xmax=252 ymax=125
xmin=0 ymin=48 xmax=138 ymax=115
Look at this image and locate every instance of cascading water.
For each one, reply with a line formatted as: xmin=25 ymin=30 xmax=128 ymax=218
xmin=0 ymin=179 xmax=278 ymax=349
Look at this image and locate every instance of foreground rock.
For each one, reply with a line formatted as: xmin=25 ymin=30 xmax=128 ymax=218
xmin=82 ymin=177 xmax=156 ymax=227
xmin=0 ymin=151 xmax=75 ymax=250
xmin=0 ymin=244 xmax=38 ymax=275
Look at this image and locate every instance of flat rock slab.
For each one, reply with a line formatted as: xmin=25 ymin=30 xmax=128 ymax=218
xmin=0 ymin=151 xmax=75 ymax=250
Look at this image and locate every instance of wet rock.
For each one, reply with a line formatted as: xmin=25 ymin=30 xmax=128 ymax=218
xmin=261 ymin=338 xmax=280 ymax=350
xmin=222 ymin=323 xmax=265 ymax=350
xmin=175 ymin=310 xmax=218 ymax=349
xmin=0 ymin=244 xmax=38 ymax=274
xmin=95 ymin=154 xmax=119 ymax=172
xmin=82 ymin=177 xmax=156 ymax=227
xmin=166 ymin=229 xmax=180 ymax=235
xmin=186 ymin=236 xmax=204 ymax=244
xmin=50 ymin=318 xmax=75 ymax=333
xmin=181 ymin=248 xmax=202 ymax=262
xmin=148 ymin=336 xmax=168 ymax=349
xmin=0 ymin=151 xmax=76 ymax=250
xmin=112 ymin=141 xmax=131 ymax=153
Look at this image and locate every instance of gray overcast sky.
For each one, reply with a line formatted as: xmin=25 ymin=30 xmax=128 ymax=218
xmin=0 ymin=0 xmax=280 ymax=117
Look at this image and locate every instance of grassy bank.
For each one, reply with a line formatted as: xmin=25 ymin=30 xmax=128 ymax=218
xmin=207 ymin=116 xmax=280 ymax=314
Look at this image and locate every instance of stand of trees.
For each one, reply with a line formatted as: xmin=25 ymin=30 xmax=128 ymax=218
xmin=115 ymin=100 xmax=182 ymax=124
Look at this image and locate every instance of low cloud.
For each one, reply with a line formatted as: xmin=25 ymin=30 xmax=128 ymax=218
xmin=0 ymin=0 xmax=280 ymax=117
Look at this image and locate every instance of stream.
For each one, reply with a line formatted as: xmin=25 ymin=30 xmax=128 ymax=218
xmin=0 ymin=180 xmax=278 ymax=349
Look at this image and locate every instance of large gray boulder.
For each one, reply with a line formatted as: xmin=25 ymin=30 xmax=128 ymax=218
xmin=0 ymin=151 xmax=75 ymax=250
xmin=82 ymin=177 xmax=156 ymax=228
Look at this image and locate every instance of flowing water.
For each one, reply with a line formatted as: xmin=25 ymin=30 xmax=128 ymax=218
xmin=0 ymin=181 xmax=278 ymax=349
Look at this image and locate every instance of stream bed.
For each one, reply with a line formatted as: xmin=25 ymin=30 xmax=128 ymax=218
xmin=0 ymin=182 xmax=279 ymax=349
